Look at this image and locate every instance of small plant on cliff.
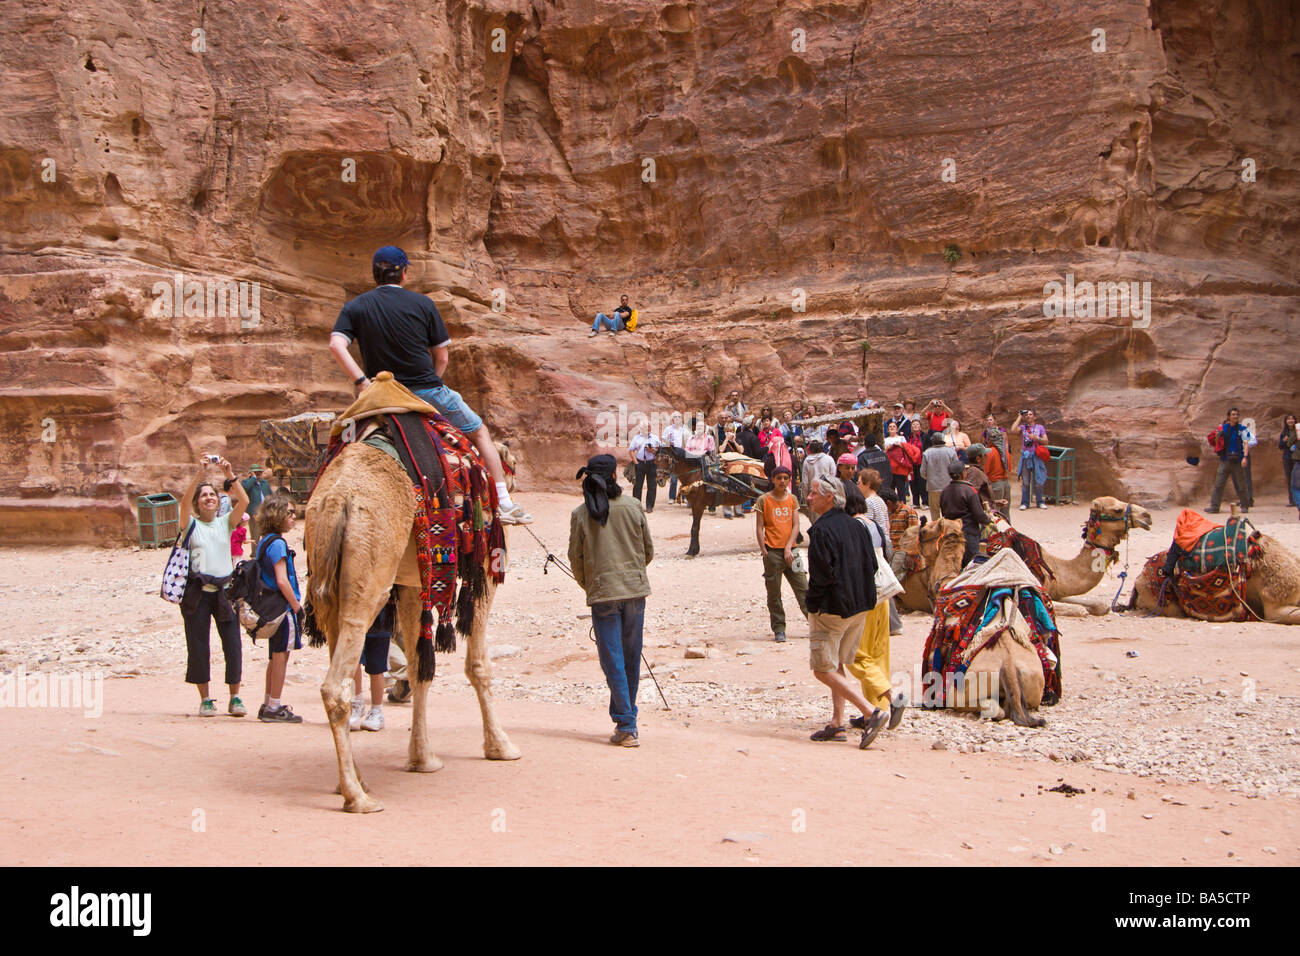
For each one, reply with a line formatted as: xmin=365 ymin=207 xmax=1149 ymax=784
xmin=692 ymin=278 xmax=700 ymax=288
xmin=860 ymin=340 xmax=871 ymax=378
xmin=943 ymin=243 xmax=962 ymax=265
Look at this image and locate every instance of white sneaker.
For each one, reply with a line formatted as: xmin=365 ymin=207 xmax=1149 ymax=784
xmin=360 ymin=708 xmax=384 ymax=732
xmin=608 ymin=331 xmax=616 ymax=337
xmin=348 ymin=698 xmax=364 ymax=732
xmin=1038 ymin=503 xmax=1048 ymax=509
xmin=1018 ymin=505 xmax=1028 ymax=511
xmin=588 ymin=329 xmax=598 ymax=337
xmin=498 ymin=502 xmax=534 ymax=525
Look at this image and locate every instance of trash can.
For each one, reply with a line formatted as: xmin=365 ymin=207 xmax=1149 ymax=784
xmin=1043 ymin=446 xmax=1075 ymax=504
xmin=137 ymin=493 xmax=179 ymax=548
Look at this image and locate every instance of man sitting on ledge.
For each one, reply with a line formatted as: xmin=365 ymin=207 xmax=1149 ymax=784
xmin=590 ymin=294 xmax=632 ymax=337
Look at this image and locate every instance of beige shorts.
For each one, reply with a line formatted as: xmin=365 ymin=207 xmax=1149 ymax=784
xmin=808 ymin=610 xmax=870 ymax=673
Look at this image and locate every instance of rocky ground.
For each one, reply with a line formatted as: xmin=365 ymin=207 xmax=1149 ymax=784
xmin=1 ymin=490 xmax=1297 ymax=864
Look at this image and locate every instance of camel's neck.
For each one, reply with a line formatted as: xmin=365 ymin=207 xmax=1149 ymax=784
xmin=1048 ymin=541 xmax=1113 ymax=586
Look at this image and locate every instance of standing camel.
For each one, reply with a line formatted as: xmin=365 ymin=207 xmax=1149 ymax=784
xmin=305 ymin=442 xmax=519 ymax=813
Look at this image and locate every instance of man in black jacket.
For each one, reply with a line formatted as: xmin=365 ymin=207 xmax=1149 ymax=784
xmin=804 ymin=476 xmax=890 ymax=749
xmin=939 ymin=459 xmax=992 ymax=567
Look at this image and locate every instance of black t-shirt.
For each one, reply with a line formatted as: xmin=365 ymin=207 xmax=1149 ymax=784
xmin=332 ymin=286 xmax=451 ymax=390
xmin=738 ymin=428 xmax=762 ymax=459
xmin=614 ymin=304 xmax=631 ymax=318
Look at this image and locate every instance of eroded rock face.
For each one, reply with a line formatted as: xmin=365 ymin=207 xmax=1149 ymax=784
xmin=1 ymin=0 xmax=1296 ymax=542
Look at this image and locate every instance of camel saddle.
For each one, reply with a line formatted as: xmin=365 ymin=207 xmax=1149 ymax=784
xmin=330 ymin=371 xmax=439 ymax=440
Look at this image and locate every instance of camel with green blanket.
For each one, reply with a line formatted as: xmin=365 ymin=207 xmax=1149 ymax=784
xmin=1128 ymin=507 xmax=1300 ymax=624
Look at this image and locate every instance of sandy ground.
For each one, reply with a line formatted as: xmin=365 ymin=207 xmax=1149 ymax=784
xmin=1 ymin=489 xmax=1298 ymax=866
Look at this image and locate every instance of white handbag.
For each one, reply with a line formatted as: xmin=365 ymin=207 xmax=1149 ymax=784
xmin=160 ymin=520 xmax=197 ymax=604
xmin=873 ymin=546 xmax=904 ymax=603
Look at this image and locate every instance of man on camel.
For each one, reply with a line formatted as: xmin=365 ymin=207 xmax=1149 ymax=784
xmin=329 ymin=246 xmax=533 ymax=524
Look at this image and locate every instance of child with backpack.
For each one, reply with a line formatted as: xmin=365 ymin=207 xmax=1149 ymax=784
xmin=253 ymin=495 xmax=305 ymax=723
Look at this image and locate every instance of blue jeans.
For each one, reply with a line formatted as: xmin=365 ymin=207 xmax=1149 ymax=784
xmin=1019 ymin=450 xmax=1045 ymax=506
xmin=591 ymin=598 xmax=645 ymax=733
xmin=410 ymin=384 xmax=484 ymax=434
xmin=668 ymin=473 xmax=678 ymax=501
xmin=593 ymin=312 xmax=623 ymax=332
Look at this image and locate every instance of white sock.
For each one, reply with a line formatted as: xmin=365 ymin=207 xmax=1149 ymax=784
xmin=369 ymin=703 xmax=383 ymax=715
xmin=263 ymin=694 xmax=271 ymax=706
xmin=268 ymin=697 xmax=281 ymax=710
xmin=495 ymin=482 xmax=514 ymax=509
xmin=351 ymin=696 xmax=363 ymax=707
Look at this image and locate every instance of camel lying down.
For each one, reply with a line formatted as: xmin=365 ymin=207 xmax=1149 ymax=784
xmin=946 ymin=631 xmax=1046 ymax=728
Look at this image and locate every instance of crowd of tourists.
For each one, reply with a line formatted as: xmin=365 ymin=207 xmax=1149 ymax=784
xmin=167 ymin=246 xmax=1300 ymax=755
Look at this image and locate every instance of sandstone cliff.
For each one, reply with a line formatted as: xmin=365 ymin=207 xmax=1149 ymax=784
xmin=1 ymin=0 xmax=1297 ymax=542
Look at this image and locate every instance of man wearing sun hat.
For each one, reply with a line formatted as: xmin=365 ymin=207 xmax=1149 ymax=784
xmin=329 ymin=245 xmax=533 ymax=524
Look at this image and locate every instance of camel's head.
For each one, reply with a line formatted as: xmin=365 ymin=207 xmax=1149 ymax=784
xmin=918 ymin=516 xmax=963 ymax=559
xmin=1089 ymin=496 xmax=1152 ymax=538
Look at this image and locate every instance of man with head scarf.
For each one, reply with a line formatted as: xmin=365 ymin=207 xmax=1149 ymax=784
xmin=568 ymin=455 xmax=655 ymax=747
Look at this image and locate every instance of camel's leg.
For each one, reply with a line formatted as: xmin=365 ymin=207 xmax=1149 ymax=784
xmin=398 ymin=584 xmax=443 ymax=773
xmin=1260 ymin=598 xmax=1300 ymax=625
xmin=999 ymin=652 xmax=1045 ymax=728
xmin=687 ymin=491 xmax=704 ymax=556
xmin=322 ymin=555 xmax=401 ymax=814
xmin=464 ymin=581 xmax=521 ymax=760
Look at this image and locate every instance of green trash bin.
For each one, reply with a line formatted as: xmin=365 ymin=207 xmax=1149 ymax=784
xmin=1043 ymin=446 xmax=1075 ymax=504
xmin=137 ymin=493 xmax=179 ymax=548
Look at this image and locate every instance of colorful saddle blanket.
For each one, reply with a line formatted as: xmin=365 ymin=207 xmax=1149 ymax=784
xmin=922 ymin=584 xmax=1062 ymax=705
xmin=1141 ymin=550 xmax=1254 ymax=622
xmin=310 ymin=411 xmax=505 ymax=679
xmin=983 ymin=527 xmax=1055 ymax=583
xmin=1177 ymin=517 xmax=1262 ymax=576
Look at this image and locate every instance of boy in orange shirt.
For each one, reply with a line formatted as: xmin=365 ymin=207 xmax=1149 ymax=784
xmin=755 ymin=468 xmax=808 ymax=642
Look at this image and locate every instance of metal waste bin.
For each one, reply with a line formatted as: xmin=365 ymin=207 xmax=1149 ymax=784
xmin=137 ymin=493 xmax=179 ymax=548
xmin=1043 ymin=446 xmax=1075 ymax=504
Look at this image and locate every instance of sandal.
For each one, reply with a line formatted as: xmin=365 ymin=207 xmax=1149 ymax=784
xmin=810 ymin=724 xmax=846 ymax=742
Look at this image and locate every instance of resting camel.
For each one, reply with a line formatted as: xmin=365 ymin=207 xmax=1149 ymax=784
xmin=932 ymin=550 xmax=1053 ymax=727
xmin=1127 ymin=511 xmax=1300 ymax=624
xmin=898 ymin=518 xmax=966 ymax=612
xmin=306 ymin=442 xmax=519 ymax=814
xmin=1031 ymin=497 xmax=1152 ymax=614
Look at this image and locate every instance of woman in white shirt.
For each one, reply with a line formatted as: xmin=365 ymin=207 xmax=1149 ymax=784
xmin=178 ymin=457 xmax=249 ymax=718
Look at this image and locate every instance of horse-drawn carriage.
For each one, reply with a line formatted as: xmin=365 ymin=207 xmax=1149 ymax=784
xmin=256 ymin=411 xmax=336 ymax=503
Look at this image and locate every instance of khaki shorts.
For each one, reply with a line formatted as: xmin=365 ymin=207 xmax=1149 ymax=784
xmin=808 ymin=610 xmax=870 ymax=673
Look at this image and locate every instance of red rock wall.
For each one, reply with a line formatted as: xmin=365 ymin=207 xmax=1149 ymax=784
xmin=1 ymin=0 xmax=1297 ymax=543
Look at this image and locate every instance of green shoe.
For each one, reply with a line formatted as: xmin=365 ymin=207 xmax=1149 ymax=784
xmin=199 ymin=699 xmax=218 ymax=717
xmin=228 ymin=696 xmax=247 ymax=717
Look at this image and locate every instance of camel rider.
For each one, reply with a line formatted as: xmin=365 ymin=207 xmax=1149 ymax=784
xmin=329 ymin=246 xmax=533 ymax=525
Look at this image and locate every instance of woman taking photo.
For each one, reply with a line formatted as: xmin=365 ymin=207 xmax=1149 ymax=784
xmin=178 ymin=457 xmax=249 ymax=717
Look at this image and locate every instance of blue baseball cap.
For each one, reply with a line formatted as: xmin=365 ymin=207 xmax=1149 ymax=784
xmin=372 ymin=246 xmax=409 ymax=268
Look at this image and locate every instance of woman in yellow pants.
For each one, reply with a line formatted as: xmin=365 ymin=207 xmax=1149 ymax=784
xmin=845 ymin=480 xmax=904 ymax=727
